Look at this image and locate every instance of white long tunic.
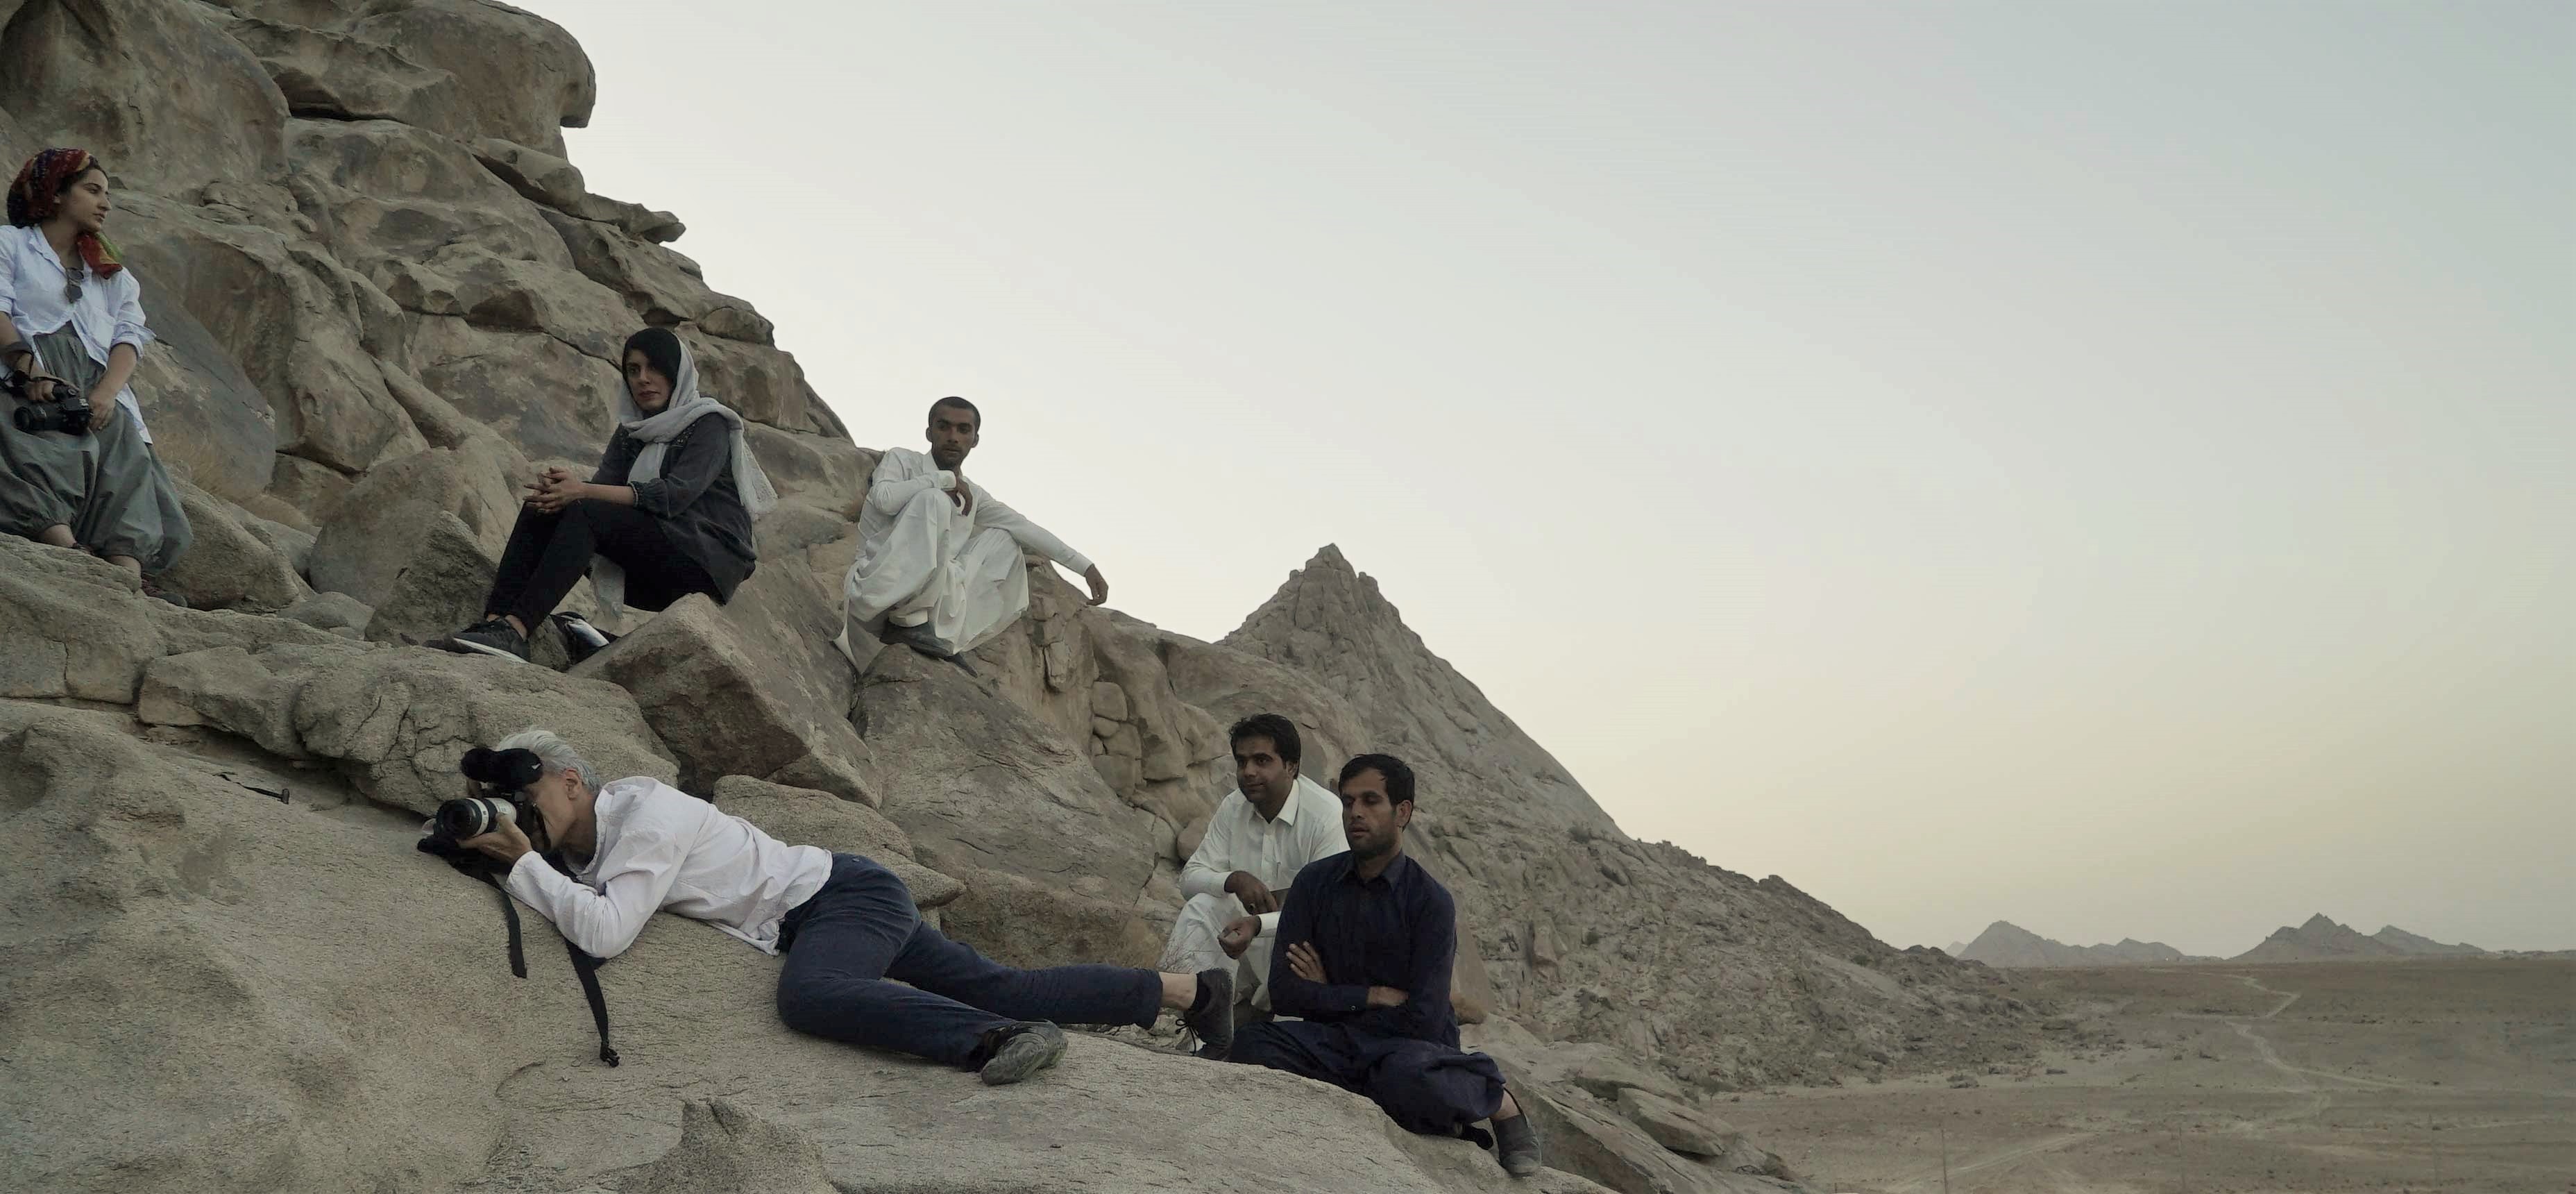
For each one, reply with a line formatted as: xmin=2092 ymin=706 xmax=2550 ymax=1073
xmin=1179 ymin=773 xmax=1348 ymax=939
xmin=0 ymin=225 xmax=155 ymax=440
xmin=502 ymin=777 xmax=833 ymax=958
xmin=841 ymin=446 xmax=1093 ymax=656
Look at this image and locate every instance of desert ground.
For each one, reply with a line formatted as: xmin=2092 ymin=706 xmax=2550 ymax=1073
xmin=1721 ymin=959 xmax=2573 ymax=1193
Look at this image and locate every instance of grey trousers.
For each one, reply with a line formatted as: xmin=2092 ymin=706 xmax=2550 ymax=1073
xmin=0 ymin=328 xmax=190 ymax=572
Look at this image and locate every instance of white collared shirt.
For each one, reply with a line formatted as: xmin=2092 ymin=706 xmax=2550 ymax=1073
xmin=0 ymin=225 xmax=155 ymax=439
xmin=502 ymin=777 xmax=833 ymax=958
xmin=1178 ymin=773 xmax=1348 ymax=938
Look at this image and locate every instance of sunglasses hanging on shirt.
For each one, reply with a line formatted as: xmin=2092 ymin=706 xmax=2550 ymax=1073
xmin=62 ymin=258 xmax=83 ymax=306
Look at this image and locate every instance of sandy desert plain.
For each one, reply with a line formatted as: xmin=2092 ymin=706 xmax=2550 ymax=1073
xmin=1718 ymin=958 xmax=2573 ymax=1193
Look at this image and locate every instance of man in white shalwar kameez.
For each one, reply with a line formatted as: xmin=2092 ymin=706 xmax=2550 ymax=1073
xmin=840 ymin=397 xmax=1109 ymax=663
xmin=1162 ymin=714 xmax=1348 ymax=1024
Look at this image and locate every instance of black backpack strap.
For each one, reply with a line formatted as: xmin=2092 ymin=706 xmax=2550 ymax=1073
xmin=477 ymin=870 xmax=529 ymax=979
xmin=421 ymin=837 xmax=619 ymax=1065
xmin=566 ymin=943 xmax=620 ymax=1066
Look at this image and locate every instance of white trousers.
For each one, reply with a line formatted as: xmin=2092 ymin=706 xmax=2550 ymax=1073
xmin=843 ymin=487 xmax=1030 ymax=657
xmin=1160 ymin=891 xmax=1276 ymax=1011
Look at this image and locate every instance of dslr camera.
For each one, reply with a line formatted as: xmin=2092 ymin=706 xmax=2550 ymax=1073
xmin=4 ymin=369 xmax=93 ymax=436
xmin=430 ymin=746 xmax=547 ymax=846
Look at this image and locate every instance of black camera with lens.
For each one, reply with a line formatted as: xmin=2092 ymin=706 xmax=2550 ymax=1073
xmin=4 ymin=369 xmax=94 ymax=436
xmin=428 ymin=746 xmax=546 ymax=847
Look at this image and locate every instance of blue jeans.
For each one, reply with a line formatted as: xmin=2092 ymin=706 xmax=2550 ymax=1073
xmin=774 ymin=854 xmax=1162 ymax=1066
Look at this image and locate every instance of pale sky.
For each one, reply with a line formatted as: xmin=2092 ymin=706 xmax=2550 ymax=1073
xmin=532 ymin=2 xmax=2573 ymax=957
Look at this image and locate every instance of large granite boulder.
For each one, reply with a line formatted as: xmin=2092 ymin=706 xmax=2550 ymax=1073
xmin=0 ymin=709 xmax=1612 ymax=1194
xmin=570 ymin=561 xmax=879 ymax=807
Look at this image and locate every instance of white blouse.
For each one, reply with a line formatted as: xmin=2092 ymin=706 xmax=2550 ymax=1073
xmin=502 ymin=777 xmax=834 ymax=959
xmin=0 ymin=224 xmax=155 ymax=440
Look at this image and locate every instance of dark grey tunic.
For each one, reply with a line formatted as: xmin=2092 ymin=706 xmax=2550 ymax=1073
xmin=590 ymin=412 xmax=756 ymax=600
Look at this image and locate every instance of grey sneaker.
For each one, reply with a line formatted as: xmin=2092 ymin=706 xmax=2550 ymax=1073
xmin=978 ymin=1021 xmax=1068 ymax=1086
xmin=1494 ymin=1106 xmax=1543 ymax=1177
xmin=436 ymin=616 xmax=529 ymax=663
xmin=1182 ymin=967 xmax=1235 ymax=1061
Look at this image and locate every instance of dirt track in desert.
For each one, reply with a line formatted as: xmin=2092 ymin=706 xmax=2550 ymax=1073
xmin=1721 ymin=958 xmax=2573 ymax=1193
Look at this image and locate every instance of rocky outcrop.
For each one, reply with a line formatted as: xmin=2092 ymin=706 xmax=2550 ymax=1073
xmin=2231 ymin=914 xmax=2486 ymax=963
xmin=2369 ymin=925 xmax=2486 ymax=957
xmin=1212 ymin=548 xmax=2040 ymax=1088
xmin=2233 ymin=914 xmax=2406 ymax=963
xmin=0 ymin=6 xmax=2048 ymax=1191
xmin=1956 ymin=920 xmax=2212 ymax=968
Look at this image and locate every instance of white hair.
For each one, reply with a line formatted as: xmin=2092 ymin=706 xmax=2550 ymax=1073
xmin=495 ymin=728 xmax=597 ymax=791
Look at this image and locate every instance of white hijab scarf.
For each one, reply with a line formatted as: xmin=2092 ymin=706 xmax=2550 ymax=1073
xmin=590 ymin=333 xmax=779 ymax=618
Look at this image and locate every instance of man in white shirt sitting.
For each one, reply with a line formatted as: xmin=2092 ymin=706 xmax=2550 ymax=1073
xmin=1162 ymin=714 xmax=1347 ymax=1034
xmin=456 ymin=728 xmax=1239 ymax=1082
xmin=840 ymin=396 xmax=1110 ymax=664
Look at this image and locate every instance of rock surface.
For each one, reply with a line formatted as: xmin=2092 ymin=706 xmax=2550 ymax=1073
xmin=0 ymin=6 xmax=2049 ymax=1191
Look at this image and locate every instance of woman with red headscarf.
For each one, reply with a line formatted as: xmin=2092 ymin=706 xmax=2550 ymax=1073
xmin=0 ymin=148 xmax=191 ymax=598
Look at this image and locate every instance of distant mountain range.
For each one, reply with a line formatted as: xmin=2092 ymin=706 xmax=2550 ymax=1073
xmin=1954 ymin=921 xmax=2219 ymax=968
xmin=1944 ymin=914 xmax=2491 ymax=968
xmin=2232 ymin=914 xmax=2485 ymax=963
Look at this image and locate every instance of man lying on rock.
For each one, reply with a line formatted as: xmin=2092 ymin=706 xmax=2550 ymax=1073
xmin=437 ymin=327 xmax=777 ymax=664
xmin=838 ymin=396 xmax=1108 ymax=664
xmin=453 ymin=728 xmax=1242 ymax=1083
xmin=1162 ymin=713 xmax=1346 ymax=1039
xmin=1227 ymin=753 xmax=1546 ymax=1178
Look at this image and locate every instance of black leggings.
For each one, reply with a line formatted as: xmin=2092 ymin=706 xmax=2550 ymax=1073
xmin=486 ymin=499 xmax=714 ymax=629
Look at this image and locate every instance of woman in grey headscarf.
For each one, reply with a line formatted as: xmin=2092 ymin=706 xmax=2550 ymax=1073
xmin=436 ymin=326 xmax=777 ymax=663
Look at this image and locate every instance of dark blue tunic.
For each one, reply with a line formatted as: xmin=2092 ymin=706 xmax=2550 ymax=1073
xmin=1232 ymin=850 xmax=1507 ymax=1136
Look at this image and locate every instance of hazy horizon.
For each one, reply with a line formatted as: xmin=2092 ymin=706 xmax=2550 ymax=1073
xmin=532 ymin=1 xmax=2573 ymax=958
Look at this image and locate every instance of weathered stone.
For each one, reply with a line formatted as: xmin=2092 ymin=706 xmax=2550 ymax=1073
xmin=2 ymin=714 xmax=1586 ymax=1194
xmin=115 ymin=199 xmax=427 ymax=474
xmin=219 ymin=10 xmax=466 ymax=134
xmin=0 ymin=537 xmax=158 ymax=701
xmin=287 ymin=646 xmax=673 ymax=816
xmin=854 ymin=648 xmax=1160 ymax=929
xmin=1092 ymin=680 xmax=1133 ymax=722
xmin=159 ymin=483 xmax=310 ymax=612
xmin=613 ymin=1098 xmax=837 ymax=1194
xmin=281 ymin=590 xmax=371 ymax=637
xmin=309 ymin=449 xmax=520 ymax=606
xmin=136 ymin=646 xmax=310 ymax=757
xmin=743 ymin=426 xmax=870 ymax=516
xmin=540 ymin=207 xmax=771 ymax=343
xmin=708 ymin=777 xmax=958 ymax=909
xmin=472 ymin=137 xmax=586 ymax=212
xmin=357 ymin=512 xmax=496 ymax=651
xmin=0 ymin=0 xmax=288 ymax=196
xmin=569 ymin=554 xmax=875 ymax=805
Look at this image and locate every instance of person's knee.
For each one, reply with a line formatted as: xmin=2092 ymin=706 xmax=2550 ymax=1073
xmin=1178 ymin=893 xmax=1229 ymax=923
xmin=774 ymin=974 xmax=840 ymax=1035
xmin=899 ymin=486 xmax=951 ymax=517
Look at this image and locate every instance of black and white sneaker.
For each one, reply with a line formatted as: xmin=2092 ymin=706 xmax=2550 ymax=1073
xmin=435 ymin=616 xmax=529 ymax=662
xmin=551 ymin=611 xmax=615 ymax=666
xmin=977 ymin=1021 xmax=1068 ymax=1086
xmin=1182 ymin=967 xmax=1235 ymax=1061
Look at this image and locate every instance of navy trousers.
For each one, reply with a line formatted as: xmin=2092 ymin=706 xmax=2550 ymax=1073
xmin=774 ymin=854 xmax=1162 ymax=1066
xmin=1230 ymin=1019 xmax=1508 ymax=1135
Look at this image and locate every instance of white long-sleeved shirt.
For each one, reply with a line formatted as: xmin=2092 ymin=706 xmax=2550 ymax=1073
xmin=1178 ymin=773 xmax=1348 ymax=939
xmin=0 ymin=224 xmax=155 ymax=440
xmin=503 ymin=777 xmax=833 ymax=958
xmin=858 ymin=446 xmax=1093 ymax=575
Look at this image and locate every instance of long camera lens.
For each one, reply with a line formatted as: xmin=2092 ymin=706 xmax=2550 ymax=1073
xmin=434 ymin=796 xmax=515 ymax=841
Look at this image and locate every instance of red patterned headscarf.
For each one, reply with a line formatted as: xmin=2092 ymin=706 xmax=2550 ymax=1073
xmin=8 ymin=148 xmax=124 ymax=278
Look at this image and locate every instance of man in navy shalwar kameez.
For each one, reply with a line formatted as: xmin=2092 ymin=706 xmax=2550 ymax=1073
xmin=1228 ymin=753 xmax=1545 ymax=1178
